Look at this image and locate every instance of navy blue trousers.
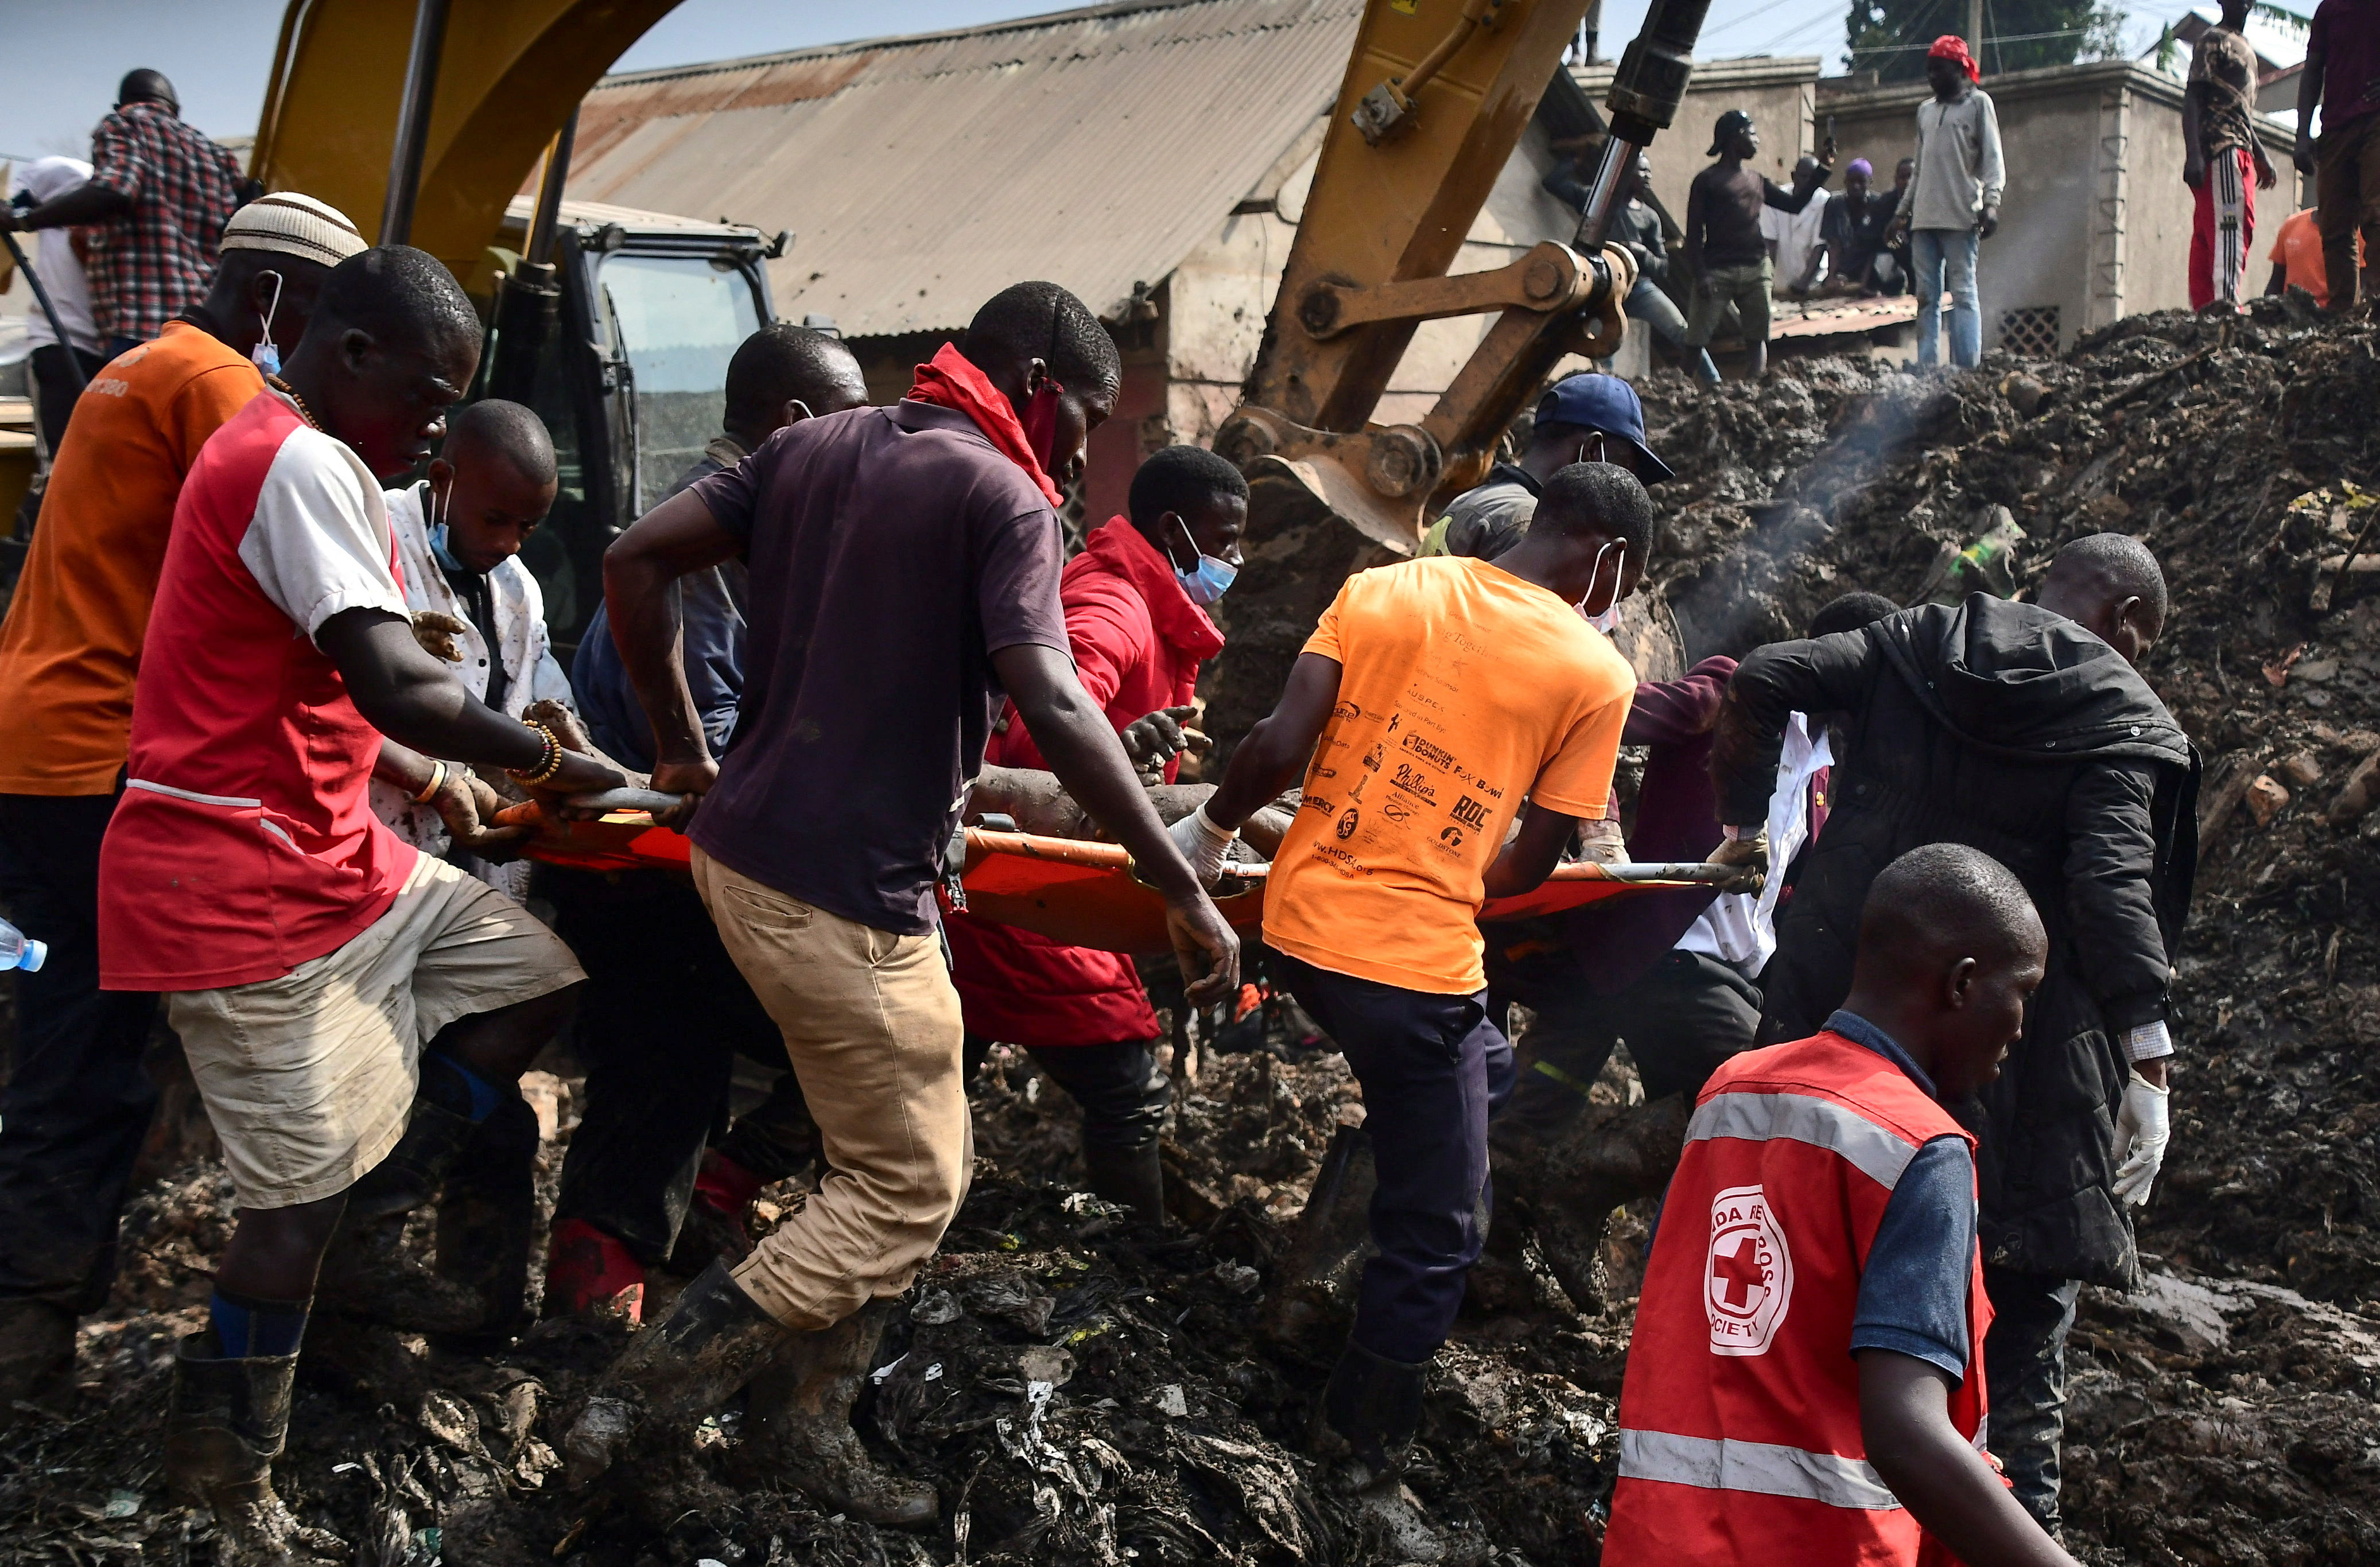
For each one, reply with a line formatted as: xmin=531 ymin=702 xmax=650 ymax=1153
xmin=1276 ymin=952 xmax=1515 ymax=1363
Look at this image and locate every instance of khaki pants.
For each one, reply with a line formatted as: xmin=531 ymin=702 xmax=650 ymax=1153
xmin=2317 ymin=113 xmax=2380 ymax=308
xmin=692 ymin=846 xmax=970 ymax=1331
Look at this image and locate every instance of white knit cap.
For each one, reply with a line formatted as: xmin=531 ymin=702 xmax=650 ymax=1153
xmin=219 ymin=191 xmax=367 ymax=267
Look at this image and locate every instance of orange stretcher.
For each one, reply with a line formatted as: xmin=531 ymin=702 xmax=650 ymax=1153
xmin=498 ymin=793 xmax=1730 ymax=955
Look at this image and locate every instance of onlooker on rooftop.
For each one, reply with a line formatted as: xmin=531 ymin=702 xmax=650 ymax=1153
xmin=2184 ymin=0 xmax=2278 ymax=313
xmin=1886 ymin=37 xmax=2004 ymax=370
xmin=2298 ymin=0 xmax=2380 ymax=312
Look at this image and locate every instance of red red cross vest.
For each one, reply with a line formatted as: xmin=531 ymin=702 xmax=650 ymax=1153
xmin=1602 ymin=1031 xmax=1993 ymax=1566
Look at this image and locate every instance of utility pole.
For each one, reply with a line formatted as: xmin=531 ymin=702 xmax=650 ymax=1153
xmin=1967 ymin=0 xmax=1985 ymax=67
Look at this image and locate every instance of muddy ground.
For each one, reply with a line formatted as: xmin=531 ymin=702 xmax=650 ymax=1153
xmin=8 ymin=304 xmax=2380 ymax=1565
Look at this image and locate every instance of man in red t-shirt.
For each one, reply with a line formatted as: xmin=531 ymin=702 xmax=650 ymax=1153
xmin=100 ymin=248 xmax=623 ymax=1558
xmin=2299 ymin=0 xmax=2380 ymax=309
xmin=945 ymin=445 xmax=1247 ymax=1224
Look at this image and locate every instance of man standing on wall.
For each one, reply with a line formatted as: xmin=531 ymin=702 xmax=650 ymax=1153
xmin=1682 ymin=110 xmax=1833 ymax=381
xmin=2186 ymin=0 xmax=2279 ymax=313
xmin=2298 ymin=0 xmax=2380 ymax=312
xmin=1888 ymin=37 xmax=2004 ymax=369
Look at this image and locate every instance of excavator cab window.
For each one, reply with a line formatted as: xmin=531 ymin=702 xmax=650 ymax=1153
xmin=596 ymin=252 xmax=764 ymax=516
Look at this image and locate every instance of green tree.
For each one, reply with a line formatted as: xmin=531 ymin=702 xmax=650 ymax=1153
xmin=1844 ymin=0 xmax=2127 ymax=82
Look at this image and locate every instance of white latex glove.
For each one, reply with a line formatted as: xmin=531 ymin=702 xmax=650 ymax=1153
xmin=2111 ymin=1070 xmax=2171 ymax=1207
xmin=1167 ymin=804 xmax=1237 ymax=889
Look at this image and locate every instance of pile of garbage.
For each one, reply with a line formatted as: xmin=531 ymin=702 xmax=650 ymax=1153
xmin=1632 ymin=300 xmax=2380 ymax=1565
xmin=10 ymin=302 xmax=2380 ymax=1565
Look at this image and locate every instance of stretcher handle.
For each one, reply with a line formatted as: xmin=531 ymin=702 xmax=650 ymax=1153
xmin=491 ymin=787 xmax=690 ymax=829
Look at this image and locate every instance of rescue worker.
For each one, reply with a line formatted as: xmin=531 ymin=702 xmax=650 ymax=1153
xmin=1707 ymin=534 xmax=2196 ymax=1533
xmin=945 ymin=444 xmax=1249 ymax=1224
xmin=1419 ymin=372 xmax=1675 ymax=562
xmin=0 ymin=190 xmax=363 ymax=1421
xmin=368 ymin=398 xmax=570 ymax=901
xmin=544 ymin=325 xmax=867 ymax=1320
xmin=572 ymin=280 xmax=1237 ymax=1525
xmin=1604 ymin=843 xmax=2077 ymax=1567
xmin=1183 ymin=462 xmax=1647 ymax=1503
xmin=98 ymin=246 xmax=623 ymax=1560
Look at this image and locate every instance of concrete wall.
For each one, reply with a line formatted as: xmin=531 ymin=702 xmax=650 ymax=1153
xmin=1820 ymin=60 xmax=2307 ymax=354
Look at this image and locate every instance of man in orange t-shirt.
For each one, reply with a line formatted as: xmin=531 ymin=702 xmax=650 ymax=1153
xmin=1184 ymin=461 xmax=1647 ymax=1479
xmin=0 ymin=193 xmax=360 ymax=1414
xmin=2265 ymin=205 xmax=2364 ymax=306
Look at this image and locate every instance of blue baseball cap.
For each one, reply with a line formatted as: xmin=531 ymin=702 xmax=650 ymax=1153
xmin=1536 ymin=373 xmax=1675 ymax=484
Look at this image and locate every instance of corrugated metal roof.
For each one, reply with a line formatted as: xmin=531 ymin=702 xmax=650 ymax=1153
xmin=565 ymin=0 xmax=1364 ymax=338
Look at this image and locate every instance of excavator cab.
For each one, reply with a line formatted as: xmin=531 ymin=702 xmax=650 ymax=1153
xmin=477 ymin=197 xmax=778 ymax=656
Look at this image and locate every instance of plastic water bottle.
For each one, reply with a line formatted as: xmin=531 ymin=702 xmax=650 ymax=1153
xmin=0 ymin=918 xmax=46 ymax=973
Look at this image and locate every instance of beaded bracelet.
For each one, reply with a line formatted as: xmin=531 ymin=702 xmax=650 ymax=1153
xmin=410 ymin=758 xmax=449 ymax=804
xmin=508 ymin=718 xmax=565 ymax=786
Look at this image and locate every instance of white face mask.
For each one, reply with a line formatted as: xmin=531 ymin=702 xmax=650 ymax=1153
xmin=250 ymin=270 xmax=285 ymax=376
xmin=1577 ymin=539 xmax=1625 ymax=633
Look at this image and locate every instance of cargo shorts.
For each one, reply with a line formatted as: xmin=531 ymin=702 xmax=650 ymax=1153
xmin=167 ymin=851 xmax=583 ymax=1209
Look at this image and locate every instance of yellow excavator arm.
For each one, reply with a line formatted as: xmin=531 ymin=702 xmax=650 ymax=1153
xmin=249 ymin=0 xmax=677 ymax=283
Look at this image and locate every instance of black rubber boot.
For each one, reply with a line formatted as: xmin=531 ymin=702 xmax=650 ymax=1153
xmin=736 ymin=1300 xmax=937 ymax=1529
xmin=1525 ymin=1093 xmax=1692 ymax=1317
xmin=1318 ymin=1339 xmax=1427 ymax=1476
xmin=1081 ymin=1139 xmax=1167 ymax=1227
xmin=164 ymin=1331 xmax=345 ymax=1565
xmin=433 ymin=1094 xmax=541 ymax=1337
xmin=344 ymin=1098 xmax=479 ymax=1219
xmin=1261 ymin=1123 xmax=1377 ymax=1347
xmin=561 ymin=1259 xmax=794 ymax=1487
xmin=0 ymin=1297 xmax=77 ymax=1424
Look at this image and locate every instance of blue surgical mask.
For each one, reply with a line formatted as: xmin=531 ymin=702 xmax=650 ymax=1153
xmin=250 ymin=270 xmax=284 ymax=377
xmin=425 ymin=480 xmax=465 ymax=571
xmin=1172 ymin=517 xmax=1237 ymax=607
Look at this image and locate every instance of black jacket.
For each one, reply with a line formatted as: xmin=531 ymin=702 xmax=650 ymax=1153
xmin=1711 ymin=596 xmax=2198 ymax=1288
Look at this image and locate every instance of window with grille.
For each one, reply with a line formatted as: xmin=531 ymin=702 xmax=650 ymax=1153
xmin=1999 ymin=306 xmax=2061 ymax=358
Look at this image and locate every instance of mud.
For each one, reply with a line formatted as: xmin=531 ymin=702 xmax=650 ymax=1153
xmin=9 ymin=302 xmax=2380 ymax=1565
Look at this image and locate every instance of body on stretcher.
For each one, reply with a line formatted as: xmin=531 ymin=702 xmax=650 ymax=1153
xmin=495 ymin=793 xmax=1731 ymax=956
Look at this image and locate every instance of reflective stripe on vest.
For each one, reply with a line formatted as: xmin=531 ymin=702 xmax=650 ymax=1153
xmin=1618 ymin=1429 xmax=1900 ymax=1510
xmin=1688 ymin=1090 xmax=1920 ymax=1191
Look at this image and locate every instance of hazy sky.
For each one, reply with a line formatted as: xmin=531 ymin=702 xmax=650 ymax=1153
xmin=1 ymin=0 xmax=2206 ymax=165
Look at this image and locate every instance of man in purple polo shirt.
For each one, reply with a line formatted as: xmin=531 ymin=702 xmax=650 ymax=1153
xmin=569 ymin=281 xmax=1238 ymax=1523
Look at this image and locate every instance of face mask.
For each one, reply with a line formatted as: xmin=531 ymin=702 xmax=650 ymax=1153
xmin=1578 ymin=540 xmax=1625 ymax=633
xmin=1171 ymin=516 xmax=1238 ymax=607
xmin=1020 ymin=378 xmax=1063 ymax=476
xmin=250 ymin=270 xmax=285 ymax=377
xmin=425 ymin=479 xmax=465 ymax=573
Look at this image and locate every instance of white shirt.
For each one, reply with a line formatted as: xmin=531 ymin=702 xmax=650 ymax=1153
xmin=1762 ymin=186 xmax=1830 ymax=290
xmin=366 ymin=479 xmax=573 ymax=895
xmin=14 ymin=157 xmax=100 ymax=356
xmin=1676 ymin=711 xmax=1831 ymax=977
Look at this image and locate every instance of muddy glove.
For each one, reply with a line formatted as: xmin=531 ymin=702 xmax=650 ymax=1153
xmin=2112 ymin=1070 xmax=2171 ymax=1207
xmin=1576 ymin=815 xmax=1628 ymax=865
xmin=410 ymin=609 xmax=471 ymax=663
xmin=429 ymin=767 xmax=533 ymax=861
xmin=1120 ymin=704 xmax=1207 ymax=783
xmin=1167 ymin=804 xmax=1238 ymax=890
xmin=1706 ymin=825 xmax=1768 ymax=895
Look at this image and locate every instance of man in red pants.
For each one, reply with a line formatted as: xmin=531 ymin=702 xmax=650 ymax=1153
xmin=2185 ymin=0 xmax=2277 ymax=312
xmin=945 ymin=445 xmax=1247 ymax=1223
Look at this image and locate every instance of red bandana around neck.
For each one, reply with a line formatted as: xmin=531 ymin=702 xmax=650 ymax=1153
xmin=907 ymin=342 xmax=1063 ymax=507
